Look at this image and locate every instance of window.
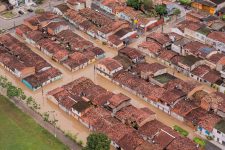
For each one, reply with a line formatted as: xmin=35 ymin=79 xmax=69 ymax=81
xmin=217 ymin=130 xmax=221 ymax=134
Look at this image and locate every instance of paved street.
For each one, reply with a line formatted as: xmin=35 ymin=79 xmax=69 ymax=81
xmin=0 ymin=2 xmax=224 ymax=149
xmin=0 ymin=0 xmax=64 ymax=30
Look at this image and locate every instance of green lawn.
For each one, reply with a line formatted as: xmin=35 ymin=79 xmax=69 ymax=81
xmin=193 ymin=137 xmax=206 ymax=147
xmin=0 ymin=95 xmax=69 ymax=150
xmin=173 ymin=125 xmax=189 ymax=137
xmin=1 ymin=11 xmax=16 ymax=19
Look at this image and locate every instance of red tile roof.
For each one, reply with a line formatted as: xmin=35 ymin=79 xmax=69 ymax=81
xmin=98 ymin=58 xmax=123 ymax=72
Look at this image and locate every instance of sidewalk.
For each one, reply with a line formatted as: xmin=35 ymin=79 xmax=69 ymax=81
xmin=0 ymin=89 xmax=81 ymax=150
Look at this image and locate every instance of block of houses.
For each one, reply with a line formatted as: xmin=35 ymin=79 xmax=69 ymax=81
xmin=96 ymin=58 xmax=123 ymax=78
xmin=191 ymin=0 xmax=225 ymax=15
xmin=212 ymin=119 xmax=225 ymax=145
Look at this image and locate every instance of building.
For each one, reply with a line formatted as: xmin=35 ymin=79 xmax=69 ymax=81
xmin=212 ymin=119 xmax=225 ymax=145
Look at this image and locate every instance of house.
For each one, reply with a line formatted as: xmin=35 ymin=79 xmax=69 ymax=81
xmin=130 ymin=62 xmax=167 ymax=80
xmin=66 ymin=0 xmax=86 ymax=10
xmin=212 ymin=119 xmax=225 ymax=145
xmin=197 ymin=113 xmax=221 ymax=137
xmin=25 ymin=30 xmax=45 ymax=46
xmin=191 ymin=0 xmax=225 ymax=15
xmin=166 ymin=136 xmax=198 ymax=150
xmin=15 ymin=24 xmax=32 ymax=38
xmin=207 ymin=31 xmax=225 ymax=52
xmin=118 ymin=131 xmax=158 ymax=150
xmin=138 ymin=40 xmax=162 ymax=58
xmin=115 ymin=105 xmax=155 ymax=128
xmin=184 ymin=108 xmax=208 ymax=128
xmin=171 ymin=100 xmax=198 ymax=121
xmin=171 ymin=37 xmax=191 ymax=55
xmin=53 ymin=3 xmax=70 ymax=15
xmin=96 ymin=58 xmax=123 ymax=78
xmin=138 ymin=119 xmax=179 ymax=144
xmin=23 ymin=12 xmax=59 ymax=30
xmin=199 ymin=92 xmax=225 ymax=117
xmin=118 ymin=47 xmax=145 ymax=64
xmin=45 ymin=21 xmax=70 ymax=35
xmin=22 ymin=68 xmax=62 ymax=91
xmin=0 ymin=52 xmax=35 ymax=79
xmin=146 ymin=32 xmax=172 ymax=48
xmin=158 ymin=89 xmax=186 ymax=114
xmin=105 ymin=93 xmax=131 ymax=114
xmin=71 ymin=100 xmax=92 ymax=118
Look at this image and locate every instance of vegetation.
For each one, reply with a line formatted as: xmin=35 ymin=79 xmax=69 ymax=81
xmin=35 ymin=8 xmax=45 ymax=14
xmin=84 ymin=133 xmax=111 ymax=150
xmin=222 ymin=15 xmax=225 ymax=21
xmin=193 ymin=137 xmax=206 ymax=147
xmin=179 ymin=0 xmax=191 ymax=5
xmin=173 ymin=125 xmax=189 ymax=137
xmin=173 ymin=8 xmax=181 ymax=16
xmin=0 ymin=76 xmax=40 ymax=111
xmin=0 ymin=95 xmax=69 ymax=150
xmin=127 ymin=0 xmax=142 ymax=10
xmin=155 ymin=4 xmax=167 ymax=18
xmin=34 ymin=0 xmax=44 ymax=4
xmin=1 ymin=11 xmax=16 ymax=19
xmin=143 ymin=0 xmax=153 ymax=11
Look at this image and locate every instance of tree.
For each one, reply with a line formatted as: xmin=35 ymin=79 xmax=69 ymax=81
xmin=155 ymin=4 xmax=167 ymax=18
xmin=26 ymin=96 xmax=33 ymax=105
xmin=84 ymin=133 xmax=111 ymax=150
xmin=222 ymin=15 xmax=225 ymax=21
xmin=7 ymin=85 xmax=19 ymax=98
xmin=179 ymin=0 xmax=191 ymax=5
xmin=0 ymin=76 xmax=8 ymax=88
xmin=127 ymin=0 xmax=141 ymax=10
xmin=143 ymin=0 xmax=153 ymax=11
xmin=173 ymin=8 xmax=181 ymax=20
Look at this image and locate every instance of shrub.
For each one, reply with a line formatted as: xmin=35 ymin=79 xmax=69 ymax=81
xmin=173 ymin=125 xmax=189 ymax=137
xmin=193 ymin=137 xmax=206 ymax=147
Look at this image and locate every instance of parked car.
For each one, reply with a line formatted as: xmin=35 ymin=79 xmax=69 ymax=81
xmin=27 ymin=8 xmax=33 ymax=12
xmin=18 ymin=10 xmax=24 ymax=15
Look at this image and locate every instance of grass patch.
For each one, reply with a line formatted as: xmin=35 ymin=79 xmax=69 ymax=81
xmin=173 ymin=125 xmax=189 ymax=137
xmin=153 ymin=73 xmax=176 ymax=84
xmin=193 ymin=137 xmax=206 ymax=147
xmin=35 ymin=8 xmax=45 ymax=14
xmin=1 ymin=11 xmax=16 ymax=19
xmin=0 ymin=95 xmax=69 ymax=150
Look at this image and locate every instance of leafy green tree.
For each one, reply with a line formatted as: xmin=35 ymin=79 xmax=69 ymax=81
xmin=179 ymin=0 xmax=191 ymax=5
xmin=7 ymin=85 xmax=19 ymax=98
xmin=222 ymin=15 xmax=225 ymax=21
xmin=173 ymin=8 xmax=181 ymax=20
xmin=0 ymin=76 xmax=8 ymax=88
xmin=127 ymin=0 xmax=141 ymax=10
xmin=155 ymin=4 xmax=167 ymax=18
xmin=84 ymin=133 xmax=111 ymax=150
xmin=143 ymin=0 xmax=153 ymax=11
xmin=26 ymin=96 xmax=33 ymax=105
